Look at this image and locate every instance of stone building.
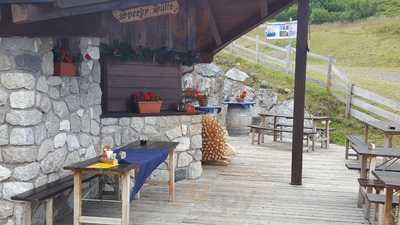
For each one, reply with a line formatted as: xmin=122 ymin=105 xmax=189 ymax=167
xmin=0 ymin=37 xmax=203 ymax=225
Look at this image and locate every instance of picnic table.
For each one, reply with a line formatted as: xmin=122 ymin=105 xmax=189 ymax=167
xmin=64 ymin=141 xmax=178 ymax=225
xmin=357 ymin=116 xmax=400 ymax=148
xmin=258 ymin=112 xmax=331 ymax=148
xmin=352 ymin=142 xmax=400 ymax=211
xmin=373 ymin=171 xmax=400 ymax=225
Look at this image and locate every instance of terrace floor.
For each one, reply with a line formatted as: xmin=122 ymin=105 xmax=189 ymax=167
xmin=58 ymin=136 xmax=368 ymax=225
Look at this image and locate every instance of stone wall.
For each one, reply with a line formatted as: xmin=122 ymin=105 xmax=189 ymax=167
xmin=100 ymin=115 xmax=203 ymax=181
xmin=0 ymin=37 xmax=102 ymax=225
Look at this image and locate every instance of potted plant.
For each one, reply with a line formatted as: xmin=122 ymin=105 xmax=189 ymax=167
xmin=132 ymin=91 xmax=162 ymax=113
xmin=236 ymin=90 xmax=247 ymax=102
xmin=53 ymin=47 xmax=82 ymax=76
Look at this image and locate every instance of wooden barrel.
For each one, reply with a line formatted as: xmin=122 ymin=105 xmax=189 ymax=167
xmin=226 ymin=104 xmax=253 ymax=136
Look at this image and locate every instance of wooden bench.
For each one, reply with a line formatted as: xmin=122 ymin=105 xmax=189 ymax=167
xmin=364 ymin=193 xmax=400 ymax=223
xmin=249 ymin=125 xmax=316 ymax=151
xmin=275 ymin=124 xmax=334 ymax=149
xmin=12 ymin=174 xmax=98 ymax=225
xmin=345 ymin=135 xmax=367 ymax=159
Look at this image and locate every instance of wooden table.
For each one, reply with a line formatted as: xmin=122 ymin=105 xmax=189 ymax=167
xmin=373 ymin=171 xmax=400 ymax=225
xmin=353 ymin=145 xmax=400 ymax=208
xmin=358 ymin=117 xmax=400 ymax=148
xmin=258 ymin=112 xmax=331 ymax=147
xmin=64 ymin=141 xmax=178 ymax=225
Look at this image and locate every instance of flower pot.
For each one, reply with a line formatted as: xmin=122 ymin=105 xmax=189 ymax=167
xmin=54 ymin=63 xmax=77 ymax=76
xmin=198 ymin=98 xmax=208 ymax=107
xmin=137 ymin=101 xmax=162 ymax=113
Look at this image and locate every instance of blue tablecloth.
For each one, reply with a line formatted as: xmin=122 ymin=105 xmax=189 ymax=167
xmin=114 ymin=147 xmax=169 ymax=201
xmin=223 ymin=101 xmax=256 ymax=109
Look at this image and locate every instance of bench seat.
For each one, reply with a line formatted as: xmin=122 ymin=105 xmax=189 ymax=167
xmin=358 ymin=178 xmax=385 ymax=189
xmin=366 ymin=193 xmax=399 ymax=205
xmin=364 ymin=193 xmax=400 ymax=223
xmin=12 ymin=174 xmax=98 ymax=225
xmin=249 ymin=125 xmax=316 ymax=151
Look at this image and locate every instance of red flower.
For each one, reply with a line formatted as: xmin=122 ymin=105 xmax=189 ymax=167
xmin=143 ymin=93 xmax=151 ymax=101
xmin=84 ymin=53 xmax=92 ymax=60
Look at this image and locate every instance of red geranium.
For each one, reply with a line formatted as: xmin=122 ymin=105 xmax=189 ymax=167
xmin=132 ymin=91 xmax=161 ymax=102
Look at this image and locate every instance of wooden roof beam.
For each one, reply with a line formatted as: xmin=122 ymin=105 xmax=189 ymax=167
xmin=203 ymin=0 xmax=222 ymax=46
xmin=260 ymin=0 xmax=269 ymax=18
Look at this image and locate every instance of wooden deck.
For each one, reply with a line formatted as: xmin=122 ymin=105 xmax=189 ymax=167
xmin=57 ymin=136 xmax=368 ymax=225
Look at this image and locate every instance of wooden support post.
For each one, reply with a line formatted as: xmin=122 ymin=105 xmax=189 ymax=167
xmin=291 ymin=0 xmax=310 ymax=186
xmin=256 ymin=35 xmax=260 ymax=63
xmin=73 ymin=171 xmax=82 ymax=225
xmin=45 ymin=199 xmax=53 ymax=225
xmin=326 ymin=56 xmax=334 ymax=93
xmin=345 ymin=82 xmax=354 ymax=118
xmin=203 ymin=0 xmax=222 ymax=46
xmin=286 ymin=44 xmax=292 ymax=75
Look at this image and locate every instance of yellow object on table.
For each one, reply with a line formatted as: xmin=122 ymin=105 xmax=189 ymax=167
xmin=87 ymin=162 xmax=118 ymax=169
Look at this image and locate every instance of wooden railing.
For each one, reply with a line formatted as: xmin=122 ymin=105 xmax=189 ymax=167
xmin=225 ymin=35 xmax=400 ymax=125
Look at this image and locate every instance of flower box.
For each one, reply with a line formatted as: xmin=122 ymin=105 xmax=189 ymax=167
xmin=137 ymin=101 xmax=162 ymax=113
xmin=54 ymin=63 xmax=77 ymax=76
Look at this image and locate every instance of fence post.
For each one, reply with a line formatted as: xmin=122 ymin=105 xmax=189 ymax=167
xmin=326 ymin=56 xmax=334 ymax=93
xmin=345 ymin=82 xmax=354 ymax=119
xmin=256 ymin=35 xmax=260 ymax=64
xmin=286 ymin=43 xmax=292 ymax=75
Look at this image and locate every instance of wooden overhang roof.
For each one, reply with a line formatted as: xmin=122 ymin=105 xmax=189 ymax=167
xmin=0 ymin=0 xmax=295 ymax=62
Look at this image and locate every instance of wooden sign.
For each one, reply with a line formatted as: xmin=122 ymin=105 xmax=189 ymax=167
xmin=112 ymin=0 xmax=179 ymax=23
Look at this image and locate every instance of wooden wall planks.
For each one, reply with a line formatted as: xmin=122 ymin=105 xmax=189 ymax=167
xmin=101 ymin=60 xmax=182 ymax=113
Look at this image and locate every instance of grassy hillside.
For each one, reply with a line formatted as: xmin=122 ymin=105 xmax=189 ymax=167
xmin=215 ymin=52 xmax=400 ymax=147
xmin=241 ymin=16 xmax=400 ymax=101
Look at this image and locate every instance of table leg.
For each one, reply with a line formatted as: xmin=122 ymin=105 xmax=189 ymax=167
xmin=384 ymin=134 xmax=393 ymax=148
xmin=326 ymin=119 xmax=330 ymax=148
xmin=397 ymin=193 xmax=400 ymax=225
xmin=121 ymin=172 xmax=130 ymax=225
xmin=73 ymin=171 xmax=82 ymax=225
xmin=273 ymin=116 xmax=277 ymax=142
xmin=168 ymin=150 xmax=176 ymax=202
xmin=358 ymin=155 xmax=369 ymax=208
xmin=369 ymin=156 xmax=377 ymax=178
xmin=384 ymin=188 xmax=394 ymax=225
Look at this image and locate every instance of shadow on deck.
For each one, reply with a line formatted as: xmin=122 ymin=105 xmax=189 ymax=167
xmin=57 ymin=136 xmax=368 ymax=225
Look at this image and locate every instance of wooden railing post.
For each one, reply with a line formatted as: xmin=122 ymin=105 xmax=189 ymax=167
xmin=345 ymin=82 xmax=354 ymax=118
xmin=255 ymin=35 xmax=260 ymax=63
xmin=326 ymin=56 xmax=334 ymax=93
xmin=286 ymin=43 xmax=292 ymax=75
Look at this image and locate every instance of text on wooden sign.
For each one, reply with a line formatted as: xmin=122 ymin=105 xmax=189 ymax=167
xmin=112 ymin=0 xmax=180 ymax=23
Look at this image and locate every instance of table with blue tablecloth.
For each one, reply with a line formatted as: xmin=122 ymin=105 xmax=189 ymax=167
xmin=64 ymin=141 xmax=178 ymax=225
xmin=115 ymin=141 xmax=178 ymax=201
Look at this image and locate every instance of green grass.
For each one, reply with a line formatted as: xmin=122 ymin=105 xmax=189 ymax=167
xmin=246 ymin=16 xmax=400 ymax=68
xmin=215 ymin=52 xmax=400 ymax=147
xmin=238 ymin=16 xmax=400 ymax=101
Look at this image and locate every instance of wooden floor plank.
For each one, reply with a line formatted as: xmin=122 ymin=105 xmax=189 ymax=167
xmin=56 ymin=136 xmax=368 ymax=225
